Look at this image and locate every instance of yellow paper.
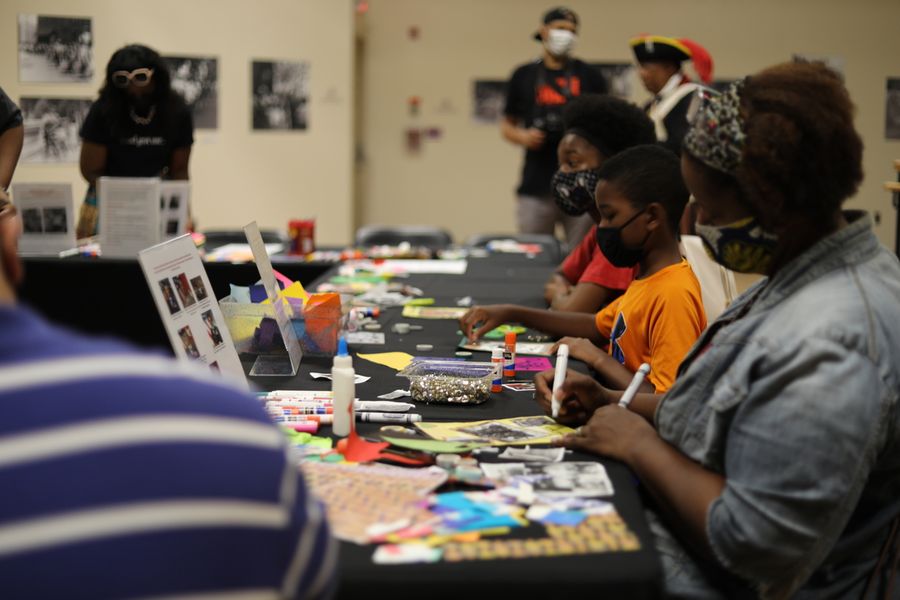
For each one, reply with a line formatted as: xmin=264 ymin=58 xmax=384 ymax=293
xmin=415 ymin=415 xmax=573 ymax=446
xmin=262 ymin=281 xmax=309 ymax=305
xmin=357 ymin=351 xmax=415 ymax=371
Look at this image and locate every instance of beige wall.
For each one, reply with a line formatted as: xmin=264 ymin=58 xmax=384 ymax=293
xmin=2 ymin=0 xmax=355 ymax=245
xmin=359 ymin=0 xmax=900 ymax=249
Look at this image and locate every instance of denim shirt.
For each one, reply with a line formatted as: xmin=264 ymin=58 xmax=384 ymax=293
xmin=654 ymin=213 xmax=900 ymax=599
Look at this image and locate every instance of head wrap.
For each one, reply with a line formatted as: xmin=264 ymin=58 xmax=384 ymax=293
xmin=683 ymin=79 xmax=746 ymax=174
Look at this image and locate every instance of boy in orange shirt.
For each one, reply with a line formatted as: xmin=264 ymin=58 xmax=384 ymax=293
xmin=460 ymin=145 xmax=706 ymax=392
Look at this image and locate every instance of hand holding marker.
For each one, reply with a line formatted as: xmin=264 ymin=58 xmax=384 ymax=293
xmin=618 ymin=363 xmax=650 ymax=408
xmin=551 ymin=344 xmax=569 ymax=418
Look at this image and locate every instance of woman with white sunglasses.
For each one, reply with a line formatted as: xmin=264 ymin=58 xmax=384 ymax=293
xmin=77 ymin=44 xmax=193 ymax=238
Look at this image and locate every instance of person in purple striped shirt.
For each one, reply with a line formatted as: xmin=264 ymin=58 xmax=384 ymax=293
xmin=0 ymin=194 xmax=335 ymax=598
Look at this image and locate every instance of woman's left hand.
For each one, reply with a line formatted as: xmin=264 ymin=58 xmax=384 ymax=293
xmin=552 ymin=404 xmax=658 ymax=463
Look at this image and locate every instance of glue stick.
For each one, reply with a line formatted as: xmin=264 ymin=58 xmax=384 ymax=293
xmin=331 ymin=337 xmax=355 ymax=436
xmin=503 ymin=331 xmax=517 ymax=378
xmin=491 ymin=347 xmax=504 ymax=393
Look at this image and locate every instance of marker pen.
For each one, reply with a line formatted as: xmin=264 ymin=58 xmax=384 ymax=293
xmin=619 ymin=363 xmax=650 ymax=409
xmin=274 ymin=414 xmax=334 ymax=425
xmin=266 ymin=402 xmax=334 ymax=411
xmin=551 ymin=344 xmax=569 ymax=418
xmin=354 ymin=401 xmax=415 ymax=413
xmin=357 ymin=412 xmax=423 ymax=424
xmin=269 ymin=407 xmax=333 ymax=416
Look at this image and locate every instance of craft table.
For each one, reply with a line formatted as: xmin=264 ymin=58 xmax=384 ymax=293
xmin=253 ymin=251 xmax=663 ymax=599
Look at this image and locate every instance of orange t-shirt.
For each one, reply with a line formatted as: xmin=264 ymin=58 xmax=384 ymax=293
xmin=594 ymin=260 xmax=706 ymax=393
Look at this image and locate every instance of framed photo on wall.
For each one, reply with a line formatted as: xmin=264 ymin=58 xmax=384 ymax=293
xmin=18 ymin=14 xmax=93 ymax=83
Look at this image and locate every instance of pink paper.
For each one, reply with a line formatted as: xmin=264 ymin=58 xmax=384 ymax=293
xmin=514 ymin=356 xmax=553 ymax=371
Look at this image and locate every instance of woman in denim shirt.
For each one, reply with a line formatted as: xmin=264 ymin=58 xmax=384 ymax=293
xmin=535 ymin=62 xmax=900 ymax=599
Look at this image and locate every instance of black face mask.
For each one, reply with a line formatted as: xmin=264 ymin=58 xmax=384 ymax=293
xmin=595 ymin=209 xmax=647 ymax=268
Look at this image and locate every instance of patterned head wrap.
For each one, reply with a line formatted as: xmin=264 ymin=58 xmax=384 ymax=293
xmin=683 ymin=79 xmax=746 ymax=174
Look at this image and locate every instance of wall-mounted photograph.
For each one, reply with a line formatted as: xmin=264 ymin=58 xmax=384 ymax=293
xmin=252 ymin=60 xmax=309 ymax=130
xmin=18 ymin=14 xmax=93 ymax=83
xmin=20 ymin=97 xmax=92 ymax=164
xmin=164 ymin=55 xmax=219 ymax=130
xmin=472 ymin=80 xmax=507 ymax=124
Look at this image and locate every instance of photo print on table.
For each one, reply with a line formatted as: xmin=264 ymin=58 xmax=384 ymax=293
xmin=589 ymin=63 xmax=636 ymax=99
xmin=158 ymin=278 xmax=181 ymax=315
xmin=20 ymin=97 xmax=92 ymax=164
xmin=21 ymin=208 xmax=43 ymax=234
xmin=18 ymin=14 xmax=93 ymax=83
xmin=202 ymin=309 xmax=224 ymax=347
xmin=163 ymin=55 xmax=219 ymax=129
xmin=251 ymin=60 xmax=309 ymax=130
xmin=42 ymin=208 xmax=68 ymax=233
xmin=472 ymin=80 xmax=507 ymax=123
xmin=173 ymin=273 xmax=197 ymax=308
xmin=178 ymin=325 xmax=201 ymax=359
xmin=190 ymin=276 xmax=208 ymax=302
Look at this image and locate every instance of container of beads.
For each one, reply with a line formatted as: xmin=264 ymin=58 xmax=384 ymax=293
xmin=398 ymin=360 xmax=495 ymax=405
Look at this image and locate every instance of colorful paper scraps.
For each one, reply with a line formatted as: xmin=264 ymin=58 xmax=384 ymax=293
xmin=483 ymin=324 xmax=527 ymax=339
xmin=514 ymin=356 xmax=553 ymax=371
xmin=357 ymin=351 xmax=415 ymax=371
xmin=281 ymin=430 xmax=333 ymax=455
xmin=480 ymin=462 xmax=615 ymax=498
xmin=402 ymin=305 xmax=468 ymax=319
xmin=300 ymin=462 xmax=447 ymax=544
xmin=441 ymin=513 xmax=641 ymax=562
xmin=416 ymin=415 xmax=573 ymax=447
xmin=373 ymin=543 xmax=443 ymax=565
xmin=338 ymin=431 xmax=391 ymax=463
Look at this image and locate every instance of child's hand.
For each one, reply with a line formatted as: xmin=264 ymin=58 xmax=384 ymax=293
xmin=543 ymin=275 xmax=571 ymax=304
xmin=552 ymin=337 xmax=603 ymax=366
xmin=533 ymin=368 xmax=610 ymax=425
xmin=459 ymin=305 xmax=509 ymax=342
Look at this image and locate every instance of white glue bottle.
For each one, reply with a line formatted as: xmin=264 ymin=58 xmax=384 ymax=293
xmin=331 ymin=337 xmax=355 ymax=436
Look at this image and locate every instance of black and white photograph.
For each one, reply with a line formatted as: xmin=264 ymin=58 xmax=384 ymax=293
xmin=472 ymin=80 xmax=507 ymax=123
xmin=18 ymin=14 xmax=93 ymax=83
xmin=20 ymin=97 xmax=92 ymax=164
xmin=886 ymin=78 xmax=900 ymax=140
xmin=42 ymin=208 xmax=68 ymax=233
xmin=164 ymin=55 xmax=219 ymax=130
xmin=590 ymin=63 xmax=636 ymax=99
xmin=21 ymin=208 xmax=43 ymax=234
xmin=458 ymin=422 xmax=532 ymax=443
xmin=252 ymin=60 xmax=310 ymax=130
xmin=480 ymin=462 xmax=615 ymax=498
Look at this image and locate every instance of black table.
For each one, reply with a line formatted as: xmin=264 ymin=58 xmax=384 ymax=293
xmin=250 ymin=253 xmax=663 ymax=599
xmin=19 ymin=255 xmax=333 ymax=350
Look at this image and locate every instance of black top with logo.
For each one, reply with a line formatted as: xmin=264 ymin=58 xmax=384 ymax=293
xmin=504 ymin=59 xmax=606 ymax=197
xmin=80 ymin=100 xmax=194 ymax=178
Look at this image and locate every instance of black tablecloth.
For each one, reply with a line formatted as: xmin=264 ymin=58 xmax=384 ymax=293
xmin=19 ymin=256 xmax=333 ymax=350
xmin=252 ymin=253 xmax=663 ymax=599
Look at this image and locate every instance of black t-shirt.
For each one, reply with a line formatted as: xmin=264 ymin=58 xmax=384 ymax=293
xmin=504 ymin=59 xmax=607 ymax=197
xmin=0 ymin=87 xmax=23 ymax=135
xmin=80 ymin=99 xmax=194 ymax=178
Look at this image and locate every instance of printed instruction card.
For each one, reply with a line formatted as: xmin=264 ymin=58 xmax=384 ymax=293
xmin=139 ymin=234 xmax=245 ymax=384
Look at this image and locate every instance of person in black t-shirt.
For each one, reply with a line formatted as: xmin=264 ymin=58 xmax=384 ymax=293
xmin=77 ymin=44 xmax=194 ymax=238
xmin=502 ymin=7 xmax=606 ymax=246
